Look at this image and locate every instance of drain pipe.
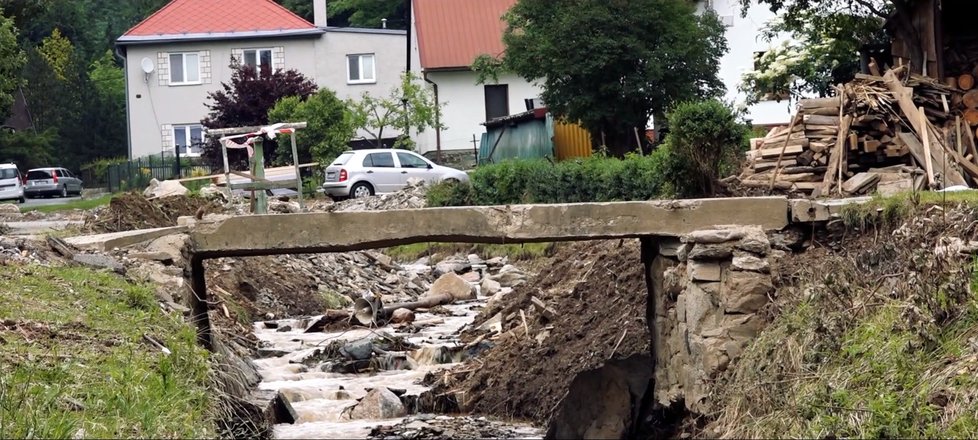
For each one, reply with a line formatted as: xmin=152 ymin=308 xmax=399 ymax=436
xmin=423 ymin=72 xmax=442 ymax=164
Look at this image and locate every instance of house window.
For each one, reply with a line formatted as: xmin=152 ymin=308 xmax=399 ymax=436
xmin=243 ymin=48 xmax=273 ymax=71
xmin=347 ymin=54 xmax=376 ymax=84
xmin=169 ymin=52 xmax=200 ymax=85
xmin=173 ymin=124 xmax=204 ymax=156
xmin=485 ymin=84 xmax=510 ymax=120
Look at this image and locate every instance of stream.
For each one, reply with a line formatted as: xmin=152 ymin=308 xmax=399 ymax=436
xmin=251 ymin=273 xmax=545 ymax=439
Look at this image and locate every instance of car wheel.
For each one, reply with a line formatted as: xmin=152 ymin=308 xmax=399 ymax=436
xmin=350 ymin=182 xmax=374 ymax=199
xmin=60 ymin=185 xmax=68 ymax=198
xmin=18 ymin=196 xmax=25 ymax=204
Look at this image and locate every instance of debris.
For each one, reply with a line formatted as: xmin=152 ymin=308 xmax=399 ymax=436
xmin=429 ymin=273 xmax=476 ymax=301
xmin=143 ymin=178 xmax=189 ymax=199
xmin=390 ymin=308 xmax=416 ymax=324
xmin=72 ymin=253 xmax=125 ymax=274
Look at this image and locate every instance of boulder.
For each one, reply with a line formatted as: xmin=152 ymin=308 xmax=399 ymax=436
xmin=72 ymin=254 xmax=125 ymax=274
xmin=433 ymin=259 xmax=471 ymax=277
xmin=340 ymin=339 xmax=374 ymax=361
xmin=721 ymin=271 xmax=773 ymax=313
xmin=144 ymin=234 xmax=188 ymax=266
xmin=429 ymin=272 xmax=476 ymax=301
xmin=270 ymin=200 xmax=301 ymax=213
xmin=734 ymin=227 xmax=771 ymax=256
xmin=489 ymin=266 xmax=527 ymax=287
xmin=199 ymin=184 xmax=225 ymax=200
xmin=460 ymin=271 xmax=481 ymax=283
xmin=686 ymin=243 xmax=734 ymax=261
xmin=349 ymin=387 xmax=407 ymax=420
xmin=683 ymin=283 xmax=719 ymax=335
xmin=480 ymin=277 xmax=502 ymax=297
xmin=390 ymin=308 xmax=415 ymax=324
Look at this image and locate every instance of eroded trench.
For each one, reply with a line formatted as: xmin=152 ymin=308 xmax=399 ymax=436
xmin=184 ymin=226 xmax=783 ymax=439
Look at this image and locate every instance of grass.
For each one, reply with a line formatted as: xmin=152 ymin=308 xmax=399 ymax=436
xmin=15 ymin=194 xmax=114 ymax=214
xmin=0 ymin=265 xmax=214 ymax=439
xmin=841 ymin=189 xmax=978 ymax=229
xmin=383 ymin=242 xmax=559 ymax=263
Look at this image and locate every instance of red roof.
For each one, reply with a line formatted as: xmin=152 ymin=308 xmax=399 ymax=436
xmin=123 ymin=0 xmax=315 ymax=37
xmin=413 ymin=0 xmax=516 ymax=70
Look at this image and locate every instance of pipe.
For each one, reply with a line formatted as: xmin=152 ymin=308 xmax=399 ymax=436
xmin=353 ymin=292 xmax=455 ymax=326
xmin=115 ymin=45 xmax=133 ymax=159
xmin=423 ymin=71 xmax=442 ymax=163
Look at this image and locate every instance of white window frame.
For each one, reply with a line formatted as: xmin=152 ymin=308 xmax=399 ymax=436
xmin=347 ymin=53 xmax=376 ymax=84
xmin=242 ymin=48 xmax=274 ymax=70
xmin=173 ymin=124 xmax=204 ymax=157
xmin=168 ymin=52 xmax=201 ymax=86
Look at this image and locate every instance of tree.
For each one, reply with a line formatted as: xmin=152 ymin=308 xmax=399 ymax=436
xmin=737 ymin=1 xmax=887 ymax=103
xmin=268 ymin=89 xmax=355 ymax=165
xmin=0 ymin=129 xmax=57 ymax=170
xmin=0 ymin=9 xmax=25 ymax=121
xmin=201 ymin=65 xmax=318 ymax=169
xmin=484 ymin=0 xmax=727 ymax=155
xmin=348 ymin=72 xmax=444 ymax=150
xmin=663 ymin=100 xmax=749 ymax=196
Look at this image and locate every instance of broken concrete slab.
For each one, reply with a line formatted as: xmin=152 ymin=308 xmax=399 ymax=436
xmin=64 ymin=226 xmax=187 ymax=252
xmin=188 ymin=198 xmax=790 ymax=257
xmin=72 ymin=253 xmax=125 ymax=274
xmin=789 ymin=197 xmax=872 ymax=223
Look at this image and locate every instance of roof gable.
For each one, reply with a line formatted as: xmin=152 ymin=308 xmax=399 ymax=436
xmin=122 ymin=0 xmax=316 ymax=39
xmin=413 ymin=0 xmax=516 ymax=70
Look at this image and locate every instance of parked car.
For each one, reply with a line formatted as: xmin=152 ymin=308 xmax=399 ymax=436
xmin=322 ymin=149 xmax=469 ymax=199
xmin=23 ymin=167 xmax=83 ymax=199
xmin=0 ymin=163 xmax=25 ymax=203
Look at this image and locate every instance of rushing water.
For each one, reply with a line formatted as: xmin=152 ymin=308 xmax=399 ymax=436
xmin=252 ymin=290 xmax=543 ymax=439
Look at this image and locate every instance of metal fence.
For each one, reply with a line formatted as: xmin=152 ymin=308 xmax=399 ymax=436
xmin=82 ymin=157 xmax=211 ymax=193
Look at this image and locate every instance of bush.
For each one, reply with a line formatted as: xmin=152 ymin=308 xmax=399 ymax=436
xmin=662 ymin=99 xmax=749 ymax=197
xmin=426 ymin=153 xmax=674 ymax=206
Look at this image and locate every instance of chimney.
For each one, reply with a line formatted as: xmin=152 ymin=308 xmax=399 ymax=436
xmin=313 ymin=0 xmax=327 ymax=27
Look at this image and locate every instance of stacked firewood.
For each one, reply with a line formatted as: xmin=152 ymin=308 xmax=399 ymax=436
xmin=741 ymin=66 xmax=978 ymax=196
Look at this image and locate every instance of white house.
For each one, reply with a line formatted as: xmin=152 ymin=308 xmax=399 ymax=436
xmin=116 ymin=0 xmax=407 ymax=160
xmin=410 ymin=0 xmax=543 ymax=157
xmin=699 ymin=0 xmax=795 ymax=126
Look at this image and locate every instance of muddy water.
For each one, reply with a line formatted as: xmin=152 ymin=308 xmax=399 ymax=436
xmin=252 ymin=295 xmax=543 ymax=439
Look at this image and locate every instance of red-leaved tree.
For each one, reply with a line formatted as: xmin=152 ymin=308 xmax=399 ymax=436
xmin=201 ymin=64 xmax=317 ymax=170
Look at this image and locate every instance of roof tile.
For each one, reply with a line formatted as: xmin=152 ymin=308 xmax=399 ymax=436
xmin=413 ymin=0 xmax=516 ymax=70
xmin=124 ymin=0 xmax=315 ymax=37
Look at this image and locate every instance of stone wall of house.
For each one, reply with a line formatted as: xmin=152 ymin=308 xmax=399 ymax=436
xmin=652 ymin=226 xmax=778 ymax=414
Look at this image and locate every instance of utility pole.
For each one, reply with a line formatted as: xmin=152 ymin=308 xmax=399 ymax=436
xmin=403 ymin=0 xmax=412 ymax=148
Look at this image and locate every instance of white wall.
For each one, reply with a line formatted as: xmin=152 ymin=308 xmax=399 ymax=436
xmin=124 ymin=30 xmax=409 ymax=159
xmin=414 ymin=71 xmax=543 ymax=154
xmin=700 ymin=0 xmax=794 ymax=126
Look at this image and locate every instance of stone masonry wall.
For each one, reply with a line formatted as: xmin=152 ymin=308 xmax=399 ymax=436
xmin=653 ymin=226 xmax=776 ymax=414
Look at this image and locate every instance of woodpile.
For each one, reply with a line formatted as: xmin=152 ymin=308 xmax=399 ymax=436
xmin=741 ymin=66 xmax=978 ymax=196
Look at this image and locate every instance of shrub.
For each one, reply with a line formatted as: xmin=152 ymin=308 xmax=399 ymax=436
xmin=662 ymin=99 xmax=749 ymax=197
xmin=426 ymin=153 xmax=673 ymax=207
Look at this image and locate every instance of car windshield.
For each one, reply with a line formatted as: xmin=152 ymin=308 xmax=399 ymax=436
xmin=26 ymin=170 xmax=53 ymax=180
xmin=0 ymin=168 xmax=17 ymax=179
xmin=332 ymin=153 xmax=355 ymax=166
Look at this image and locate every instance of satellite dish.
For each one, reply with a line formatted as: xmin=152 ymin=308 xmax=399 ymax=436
xmin=140 ymin=57 xmax=155 ymax=74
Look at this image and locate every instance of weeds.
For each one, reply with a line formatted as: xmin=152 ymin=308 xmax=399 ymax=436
xmin=383 ymin=242 xmax=559 ymax=263
xmin=20 ymin=194 xmax=113 ymax=214
xmin=0 ymin=265 xmax=214 ymax=438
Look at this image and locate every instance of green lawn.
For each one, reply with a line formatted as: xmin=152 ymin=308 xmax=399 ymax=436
xmin=0 ymin=265 xmax=214 ymax=438
xmin=16 ymin=194 xmax=114 ymax=214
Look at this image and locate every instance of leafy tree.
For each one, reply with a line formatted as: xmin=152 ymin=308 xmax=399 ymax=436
xmin=0 ymin=9 xmax=25 ymax=121
xmin=276 ymin=0 xmax=406 ymax=29
xmin=201 ymin=65 xmax=318 ymax=169
xmin=348 ymin=72 xmax=444 ymax=149
xmin=268 ymin=89 xmax=355 ymax=165
xmin=738 ymin=1 xmax=887 ymax=103
xmin=663 ymin=100 xmax=749 ymax=197
xmin=481 ymin=0 xmax=727 ymax=155
xmin=0 ymin=129 xmax=58 ymax=170
xmin=38 ymin=28 xmax=73 ymax=80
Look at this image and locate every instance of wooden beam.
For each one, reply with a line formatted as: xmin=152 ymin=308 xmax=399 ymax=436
xmin=769 ymin=114 xmax=801 ymax=190
xmin=919 ymin=106 xmax=935 ymax=186
xmin=819 ymin=114 xmax=853 ymax=196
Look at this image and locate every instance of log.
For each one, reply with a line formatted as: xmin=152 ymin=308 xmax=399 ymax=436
xmin=849 ymin=133 xmax=859 ymax=151
xmin=945 ymin=76 xmax=959 ymax=89
xmin=769 ymin=114 xmax=801 ymax=190
xmin=820 ymin=114 xmax=853 ymax=195
xmin=864 ymin=139 xmax=881 ymax=153
xmin=739 ymin=180 xmax=793 ymax=190
xmin=965 ymin=108 xmax=978 ymax=127
xmin=965 ymin=90 xmax=978 ymax=109
xmin=959 ymin=73 xmax=975 ymax=91
xmin=920 ymin=106 xmax=935 ymax=186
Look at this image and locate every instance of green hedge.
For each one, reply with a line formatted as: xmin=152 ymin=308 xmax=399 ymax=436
xmin=427 ymin=151 xmax=678 ymax=206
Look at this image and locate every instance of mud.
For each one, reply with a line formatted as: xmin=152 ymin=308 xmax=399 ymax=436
xmin=440 ymin=240 xmax=651 ymax=425
xmin=84 ymin=193 xmax=216 ymax=233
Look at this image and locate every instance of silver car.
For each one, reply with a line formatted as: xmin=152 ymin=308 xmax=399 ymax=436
xmin=24 ymin=167 xmax=83 ymax=199
xmin=322 ymin=149 xmax=469 ymax=199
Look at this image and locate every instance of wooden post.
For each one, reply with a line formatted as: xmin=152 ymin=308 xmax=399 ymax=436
xmin=920 ymin=106 xmax=935 ymax=187
xmin=252 ymin=137 xmax=268 ymax=215
xmin=957 ymin=116 xmax=964 ymax=157
xmin=769 ymin=114 xmax=800 ymax=190
xmin=290 ymin=131 xmax=303 ymax=211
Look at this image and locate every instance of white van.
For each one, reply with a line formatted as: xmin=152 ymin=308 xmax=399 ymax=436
xmin=0 ymin=163 xmax=26 ymax=203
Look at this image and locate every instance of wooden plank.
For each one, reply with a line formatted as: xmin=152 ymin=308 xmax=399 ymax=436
xmin=920 ymin=106 xmax=935 ymax=186
xmin=864 ymin=139 xmax=881 ymax=153
xmin=819 ymin=114 xmax=853 ymax=195
xmin=841 ymin=172 xmax=881 ymax=195
xmin=799 ymin=97 xmax=841 ymax=110
xmin=757 ymin=145 xmax=804 ymax=159
xmin=803 ymin=115 xmax=841 ymax=126
xmin=769 ymin=114 xmax=802 ymax=190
